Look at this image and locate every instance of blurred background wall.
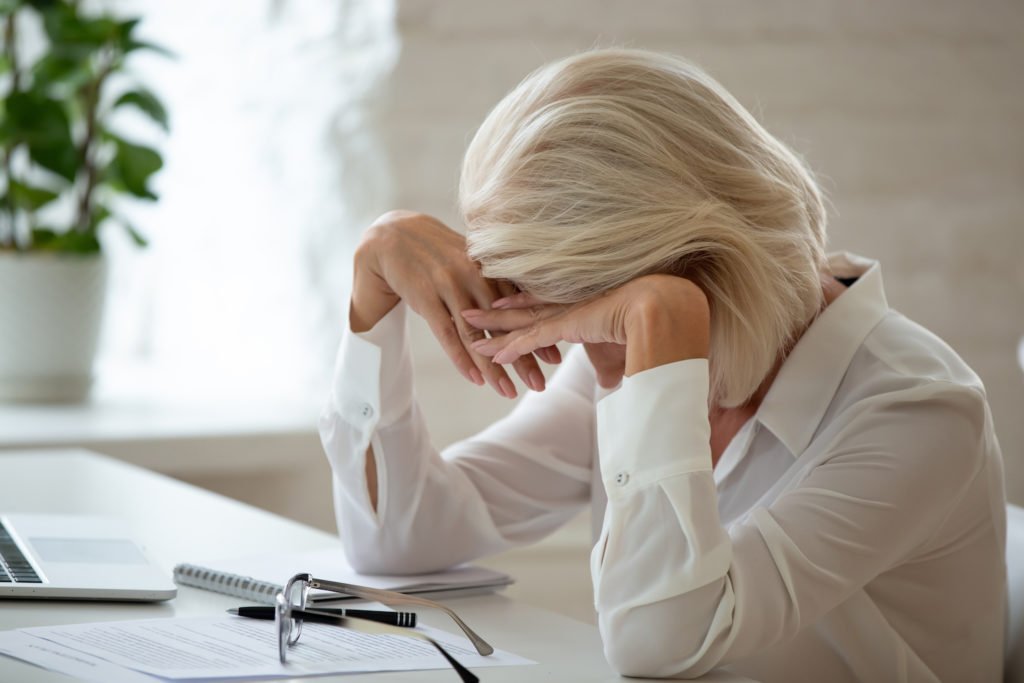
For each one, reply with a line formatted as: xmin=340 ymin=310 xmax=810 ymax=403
xmin=383 ymin=0 xmax=1024 ymax=509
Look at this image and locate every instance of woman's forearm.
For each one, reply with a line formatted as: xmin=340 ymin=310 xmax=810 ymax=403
xmin=592 ymin=360 xmax=727 ymax=678
xmin=624 ymin=280 xmax=710 ymax=377
xmin=364 ymin=444 xmax=379 ymax=511
xmin=349 ymin=239 xmax=397 ymax=511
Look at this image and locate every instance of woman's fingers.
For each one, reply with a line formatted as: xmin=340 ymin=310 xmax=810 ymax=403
xmin=460 ymin=307 xmax=539 ymax=332
xmin=490 ymin=291 xmax=547 ymax=310
xmin=468 ymin=278 xmax=550 ymax=391
xmin=461 ymin=300 xmax=565 ymax=331
xmin=495 ymin=279 xmax=519 ymax=300
xmin=510 ymin=351 xmax=546 ymax=392
xmin=472 ymin=317 xmax=569 ymax=366
xmin=421 ymin=297 xmax=486 ymax=387
xmin=462 ymin=307 xmax=563 ymax=370
xmin=447 ymin=290 xmax=519 ymax=399
xmin=535 ymin=345 xmax=562 ymax=365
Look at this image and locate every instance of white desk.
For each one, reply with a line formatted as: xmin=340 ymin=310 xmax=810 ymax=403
xmin=0 ymin=449 xmax=750 ymax=682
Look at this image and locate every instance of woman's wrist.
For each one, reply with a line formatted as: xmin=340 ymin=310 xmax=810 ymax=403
xmin=624 ymin=279 xmax=710 ymax=377
xmin=350 ymin=236 xmax=401 ymax=333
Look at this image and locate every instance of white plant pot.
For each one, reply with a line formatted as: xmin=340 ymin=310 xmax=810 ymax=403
xmin=0 ymin=252 xmax=108 ymax=402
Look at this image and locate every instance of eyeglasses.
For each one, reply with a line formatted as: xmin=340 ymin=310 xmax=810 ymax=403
xmin=275 ymin=573 xmax=493 ymax=682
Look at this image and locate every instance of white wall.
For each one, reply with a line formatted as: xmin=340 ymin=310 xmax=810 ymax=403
xmin=380 ymin=0 xmax=1024 ymax=504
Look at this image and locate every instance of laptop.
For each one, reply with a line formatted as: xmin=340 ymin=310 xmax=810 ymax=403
xmin=0 ymin=513 xmax=176 ymax=601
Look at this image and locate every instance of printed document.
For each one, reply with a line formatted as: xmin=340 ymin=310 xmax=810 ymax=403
xmin=0 ymin=631 xmax=156 ymax=683
xmin=0 ymin=615 xmax=533 ymax=680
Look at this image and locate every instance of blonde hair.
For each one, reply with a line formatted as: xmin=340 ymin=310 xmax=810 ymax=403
xmin=459 ymin=49 xmax=827 ymax=408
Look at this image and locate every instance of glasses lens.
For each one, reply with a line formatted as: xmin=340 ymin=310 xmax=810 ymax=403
xmin=274 ymin=592 xmax=290 ymax=663
xmin=285 ymin=575 xmax=310 ymax=645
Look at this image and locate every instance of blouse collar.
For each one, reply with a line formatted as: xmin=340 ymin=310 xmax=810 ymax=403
xmin=755 ymin=252 xmax=889 ymax=457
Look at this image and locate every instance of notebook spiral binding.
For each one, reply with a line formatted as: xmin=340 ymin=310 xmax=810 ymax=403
xmin=173 ymin=563 xmax=281 ymax=604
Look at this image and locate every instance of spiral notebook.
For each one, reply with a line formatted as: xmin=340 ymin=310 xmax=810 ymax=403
xmin=174 ymin=547 xmax=512 ymax=604
xmin=174 ymin=564 xmax=283 ymax=603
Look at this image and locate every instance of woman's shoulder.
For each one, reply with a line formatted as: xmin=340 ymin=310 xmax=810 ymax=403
xmin=817 ymin=310 xmax=996 ymax=479
xmin=853 ymin=309 xmax=986 ymax=399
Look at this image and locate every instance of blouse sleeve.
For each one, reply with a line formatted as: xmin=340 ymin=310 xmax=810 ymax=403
xmin=592 ymin=360 xmax=989 ymax=678
xmin=319 ymin=301 xmax=598 ymax=574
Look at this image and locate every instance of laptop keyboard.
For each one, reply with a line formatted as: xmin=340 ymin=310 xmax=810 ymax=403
xmin=0 ymin=521 xmax=42 ymax=583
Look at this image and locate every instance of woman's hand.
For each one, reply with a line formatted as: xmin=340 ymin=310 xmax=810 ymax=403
xmin=350 ymin=210 xmax=557 ymax=398
xmin=462 ymin=274 xmax=711 ymax=382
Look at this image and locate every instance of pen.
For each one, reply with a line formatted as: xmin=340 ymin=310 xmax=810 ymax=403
xmin=227 ymin=606 xmax=416 ymax=628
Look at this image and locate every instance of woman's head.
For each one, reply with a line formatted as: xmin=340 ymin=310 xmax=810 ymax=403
xmin=459 ymin=48 xmax=827 ymax=407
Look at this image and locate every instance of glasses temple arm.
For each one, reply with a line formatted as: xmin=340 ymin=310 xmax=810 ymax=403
xmin=310 ymin=578 xmax=494 ymax=656
xmin=302 ymin=609 xmax=478 ymax=683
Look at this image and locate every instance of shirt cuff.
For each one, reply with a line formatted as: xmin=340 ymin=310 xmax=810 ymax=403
xmin=596 ymin=359 xmax=712 ymax=502
xmin=329 ymin=301 xmax=413 ymax=431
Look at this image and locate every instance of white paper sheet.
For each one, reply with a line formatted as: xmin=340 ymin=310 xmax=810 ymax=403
xmin=0 ymin=631 xmax=159 ymax=683
xmin=12 ymin=616 xmax=533 ymax=680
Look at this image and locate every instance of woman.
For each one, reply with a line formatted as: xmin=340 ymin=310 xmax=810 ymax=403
xmin=319 ymin=49 xmax=1006 ymax=682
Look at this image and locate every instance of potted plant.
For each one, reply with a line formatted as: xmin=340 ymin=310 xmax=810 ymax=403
xmin=0 ymin=0 xmax=168 ymax=401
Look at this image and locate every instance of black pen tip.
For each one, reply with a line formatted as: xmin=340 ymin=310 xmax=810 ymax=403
xmin=226 ymin=608 xmax=239 ymax=615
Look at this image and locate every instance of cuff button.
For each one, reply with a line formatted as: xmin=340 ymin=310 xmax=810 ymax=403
xmin=614 ymin=471 xmax=629 ymax=486
xmin=361 ymin=403 xmax=374 ymax=418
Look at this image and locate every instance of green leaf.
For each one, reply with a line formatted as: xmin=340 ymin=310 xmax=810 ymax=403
xmin=116 ymin=18 xmax=142 ymax=41
xmin=41 ymin=6 xmax=123 ymax=60
xmin=31 ymin=53 xmax=92 ymax=90
xmin=30 ymin=227 xmax=101 ymax=254
xmin=109 ymin=136 xmax=162 ymax=200
xmin=30 ymin=140 xmax=78 ymax=181
xmin=120 ymin=221 xmax=148 ymax=247
xmin=123 ymin=39 xmax=175 ymax=59
xmin=30 ymin=227 xmax=61 ymax=249
xmin=114 ymin=89 xmax=168 ymax=131
xmin=43 ymin=8 xmax=119 ymax=46
xmin=0 ymin=110 xmax=11 ymax=146
xmin=5 ymin=92 xmax=79 ymax=181
xmin=8 ymin=180 xmax=60 ymax=210
xmin=42 ymin=7 xmax=160 ymax=60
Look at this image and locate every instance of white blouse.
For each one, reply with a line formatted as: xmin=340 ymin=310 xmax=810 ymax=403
xmin=319 ymin=252 xmax=1007 ymax=683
